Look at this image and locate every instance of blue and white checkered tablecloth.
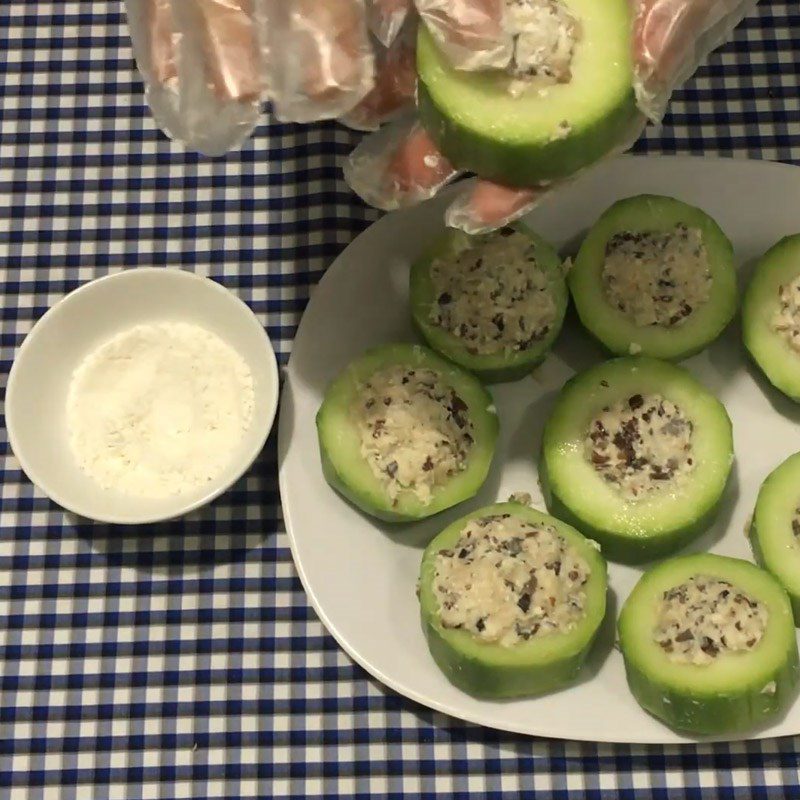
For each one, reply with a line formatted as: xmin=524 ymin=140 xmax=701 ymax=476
xmin=1 ymin=2 xmax=799 ymax=797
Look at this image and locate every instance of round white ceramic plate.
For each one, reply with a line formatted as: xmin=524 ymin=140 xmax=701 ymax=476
xmin=278 ymin=156 xmax=800 ymax=744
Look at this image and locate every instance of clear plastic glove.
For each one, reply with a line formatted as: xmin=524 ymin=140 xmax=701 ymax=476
xmin=125 ymin=0 xmax=757 ymax=222
xmin=126 ymin=0 xmax=377 ymax=155
xmin=345 ymin=0 xmax=759 ymax=232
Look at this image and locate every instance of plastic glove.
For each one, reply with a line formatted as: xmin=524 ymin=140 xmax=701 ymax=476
xmin=127 ymin=0 xmax=378 ymax=154
xmin=125 ymin=0 xmax=757 ymax=227
xmin=344 ymin=0 xmax=759 ymax=232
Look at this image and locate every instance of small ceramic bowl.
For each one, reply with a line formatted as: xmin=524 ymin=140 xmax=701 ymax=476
xmin=6 ymin=268 xmax=280 ymax=524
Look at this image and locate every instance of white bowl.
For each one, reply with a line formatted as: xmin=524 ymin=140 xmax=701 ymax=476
xmin=6 ymin=268 xmax=280 ymax=524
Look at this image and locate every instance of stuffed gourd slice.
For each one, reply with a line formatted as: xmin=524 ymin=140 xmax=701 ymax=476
xmin=418 ymin=501 xmax=607 ymax=698
xmin=410 ymin=225 xmax=567 ymax=383
xmin=416 ymin=0 xmax=638 ymax=187
xmin=569 ymin=195 xmax=737 ymax=360
xmin=316 ymin=343 xmax=499 ymax=522
xmin=541 ymin=357 xmax=733 ymax=564
xmin=619 ymin=553 xmax=799 ymax=735
xmin=750 ymin=452 xmax=800 ymax=621
xmin=742 ymin=234 xmax=800 ymax=401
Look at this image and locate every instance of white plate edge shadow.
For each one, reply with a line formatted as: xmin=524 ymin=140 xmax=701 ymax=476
xmin=278 ymin=155 xmax=800 ymax=745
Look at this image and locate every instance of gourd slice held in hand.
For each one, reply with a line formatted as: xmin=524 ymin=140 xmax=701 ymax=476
xmin=619 ymin=553 xmax=799 ymax=735
xmin=750 ymin=451 xmax=800 ymax=622
xmin=316 ymin=343 xmax=499 ymax=522
xmin=743 ymin=233 xmax=800 ymax=401
xmin=540 ymin=356 xmax=733 ymax=564
xmin=410 ymin=224 xmax=567 ymax=383
xmin=416 ymin=0 xmax=639 ymax=187
xmin=569 ymin=195 xmax=737 ymax=360
xmin=418 ymin=501 xmax=607 ymax=698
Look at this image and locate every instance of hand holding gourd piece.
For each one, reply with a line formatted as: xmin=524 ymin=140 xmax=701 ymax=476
xmin=126 ymin=0 xmax=757 ymax=231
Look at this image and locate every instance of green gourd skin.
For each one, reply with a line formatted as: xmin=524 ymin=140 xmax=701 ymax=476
xmin=409 ymin=224 xmax=568 ymax=384
xmin=418 ymin=502 xmax=608 ymax=698
xmin=316 ymin=343 xmax=499 ymax=523
xmin=569 ymin=195 xmax=738 ymax=361
xmin=416 ymin=1 xmax=639 ymax=188
xmin=749 ymin=451 xmax=800 ymax=622
xmin=619 ymin=553 xmax=799 ymax=735
xmin=742 ymin=234 xmax=800 ymax=402
xmin=541 ymin=356 xmax=734 ymax=564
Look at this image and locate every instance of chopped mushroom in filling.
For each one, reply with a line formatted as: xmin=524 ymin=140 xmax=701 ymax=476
xmin=433 ymin=514 xmax=590 ymax=647
xmin=504 ymin=0 xmax=582 ymax=95
xmin=585 ymin=393 xmax=695 ymax=500
xmin=602 ymin=226 xmax=712 ymax=328
xmin=355 ymin=366 xmax=474 ymax=506
xmin=771 ymin=275 xmax=800 ymax=352
xmin=429 ymin=228 xmax=558 ymax=356
xmin=654 ymin=576 xmax=768 ymax=666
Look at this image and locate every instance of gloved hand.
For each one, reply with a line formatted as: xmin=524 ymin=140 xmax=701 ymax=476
xmin=126 ymin=0 xmax=758 ymax=230
xmin=344 ymin=0 xmax=760 ymax=233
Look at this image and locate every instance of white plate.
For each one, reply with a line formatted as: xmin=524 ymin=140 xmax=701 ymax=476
xmin=279 ymin=156 xmax=800 ymax=744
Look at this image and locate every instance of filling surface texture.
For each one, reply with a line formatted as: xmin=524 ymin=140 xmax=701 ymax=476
xmin=504 ymin=0 xmax=581 ymax=94
xmin=429 ymin=228 xmax=558 ymax=356
xmin=771 ymin=275 xmax=800 ymax=352
xmin=654 ymin=575 xmax=768 ymax=666
xmin=602 ymin=225 xmax=712 ymax=328
xmin=433 ymin=513 xmax=590 ymax=647
xmin=585 ymin=393 xmax=695 ymax=500
xmin=355 ymin=365 xmax=473 ymax=505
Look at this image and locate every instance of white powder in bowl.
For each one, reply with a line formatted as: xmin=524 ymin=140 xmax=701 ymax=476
xmin=67 ymin=321 xmax=255 ymax=499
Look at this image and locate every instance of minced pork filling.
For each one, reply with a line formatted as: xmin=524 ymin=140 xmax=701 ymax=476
xmin=602 ymin=225 xmax=712 ymax=328
xmin=433 ymin=514 xmax=590 ymax=647
xmin=429 ymin=228 xmax=558 ymax=357
xmin=585 ymin=393 xmax=695 ymax=500
xmin=654 ymin=575 xmax=768 ymax=666
xmin=355 ymin=365 xmax=474 ymax=506
xmin=504 ymin=0 xmax=581 ymax=90
xmin=771 ymin=274 xmax=800 ymax=352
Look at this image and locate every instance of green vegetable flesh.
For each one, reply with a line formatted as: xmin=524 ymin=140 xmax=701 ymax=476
xmin=750 ymin=451 xmax=800 ymax=622
xmin=409 ymin=224 xmax=567 ymax=383
xmin=619 ymin=553 xmax=799 ymax=735
xmin=418 ymin=502 xmax=607 ymax=698
xmin=316 ymin=343 xmax=499 ymax=522
xmin=541 ymin=357 xmax=733 ymax=564
xmin=743 ymin=234 xmax=800 ymax=401
xmin=569 ymin=195 xmax=737 ymax=360
xmin=416 ymin=0 xmax=639 ymax=187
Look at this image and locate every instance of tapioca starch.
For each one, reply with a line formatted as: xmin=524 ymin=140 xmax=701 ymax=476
xmin=67 ymin=321 xmax=255 ymax=499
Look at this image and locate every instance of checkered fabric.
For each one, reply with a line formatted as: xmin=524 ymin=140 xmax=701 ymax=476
xmin=1 ymin=2 xmax=799 ymax=797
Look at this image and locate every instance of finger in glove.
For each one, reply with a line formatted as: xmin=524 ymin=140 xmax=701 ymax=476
xmin=415 ymin=0 xmax=512 ymax=70
xmin=195 ymin=0 xmax=262 ymax=102
xmin=146 ymin=0 xmax=179 ymax=88
xmin=344 ymin=116 xmax=461 ymax=211
xmin=267 ymin=0 xmax=375 ymax=123
xmin=633 ymin=0 xmax=758 ymax=122
xmin=340 ymin=16 xmax=418 ymax=131
xmin=368 ymin=0 xmax=413 ymax=47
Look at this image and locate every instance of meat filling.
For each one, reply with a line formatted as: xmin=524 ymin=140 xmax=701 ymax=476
xmin=771 ymin=275 xmax=800 ymax=352
xmin=355 ymin=366 xmax=474 ymax=505
xmin=602 ymin=226 xmax=712 ymax=328
xmin=429 ymin=228 xmax=558 ymax=356
xmin=504 ymin=0 xmax=582 ymax=94
xmin=585 ymin=393 xmax=695 ymax=500
xmin=433 ymin=514 xmax=590 ymax=647
xmin=654 ymin=575 xmax=768 ymax=666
